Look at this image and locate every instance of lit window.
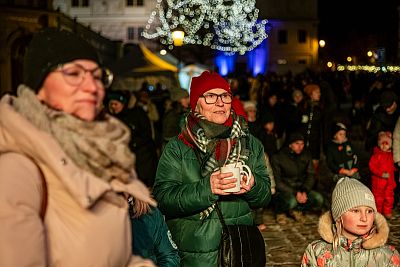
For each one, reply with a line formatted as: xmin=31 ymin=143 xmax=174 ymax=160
xmin=278 ymin=30 xmax=287 ymax=44
xmin=298 ymin=30 xmax=307 ymax=43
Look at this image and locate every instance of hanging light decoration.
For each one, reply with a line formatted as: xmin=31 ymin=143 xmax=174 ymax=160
xmin=143 ymin=0 xmax=268 ymax=55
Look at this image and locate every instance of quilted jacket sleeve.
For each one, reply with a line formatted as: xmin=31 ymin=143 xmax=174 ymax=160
xmin=0 ymin=153 xmax=47 ymax=266
xmin=153 ymin=139 xmax=218 ymax=218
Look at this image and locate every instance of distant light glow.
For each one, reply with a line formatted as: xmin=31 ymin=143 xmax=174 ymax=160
xmin=160 ymin=49 xmax=167 ymax=55
xmin=346 ymin=56 xmax=352 ymax=62
xmin=319 ymin=40 xmax=326 ymax=48
xmin=215 ymin=51 xmax=236 ymax=76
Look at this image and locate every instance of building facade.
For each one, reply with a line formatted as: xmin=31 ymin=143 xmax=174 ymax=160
xmin=53 ymin=0 xmax=156 ymax=46
xmin=0 ymin=1 xmax=121 ymax=96
xmin=257 ymin=0 xmax=319 ymax=74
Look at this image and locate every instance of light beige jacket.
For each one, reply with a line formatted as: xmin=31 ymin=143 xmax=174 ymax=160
xmin=0 ymin=95 xmax=156 ymax=267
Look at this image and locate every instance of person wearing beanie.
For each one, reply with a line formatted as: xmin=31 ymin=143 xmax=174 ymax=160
xmin=326 ymin=122 xmax=360 ymax=183
xmin=106 ymin=90 xmax=159 ymax=188
xmin=0 ymin=28 xmax=156 ymax=267
xmin=369 ymin=131 xmax=396 ymax=219
xmin=153 ymin=70 xmax=271 ymax=266
xmin=107 ymin=90 xmax=129 ymax=114
xmin=301 ymin=177 xmax=400 ymax=266
xmin=366 ymin=90 xmax=399 ymax=151
xmin=271 ymin=132 xmax=324 ymax=225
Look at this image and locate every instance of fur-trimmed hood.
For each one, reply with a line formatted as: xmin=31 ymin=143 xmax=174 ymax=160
xmin=318 ymin=211 xmax=389 ymax=249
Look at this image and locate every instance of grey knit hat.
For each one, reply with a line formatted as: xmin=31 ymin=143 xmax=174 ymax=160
xmin=331 ymin=177 xmax=377 ymax=221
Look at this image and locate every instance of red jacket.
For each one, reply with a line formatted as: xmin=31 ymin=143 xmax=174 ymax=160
xmin=369 ymin=146 xmax=396 ymax=188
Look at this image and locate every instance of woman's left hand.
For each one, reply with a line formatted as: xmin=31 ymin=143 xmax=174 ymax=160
xmin=233 ymin=174 xmax=255 ymax=194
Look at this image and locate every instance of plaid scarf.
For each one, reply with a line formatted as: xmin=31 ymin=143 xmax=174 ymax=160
xmin=180 ymin=111 xmax=249 ymax=178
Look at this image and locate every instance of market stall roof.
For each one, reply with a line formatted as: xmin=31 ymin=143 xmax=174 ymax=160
xmin=109 ymin=44 xmax=178 ymax=76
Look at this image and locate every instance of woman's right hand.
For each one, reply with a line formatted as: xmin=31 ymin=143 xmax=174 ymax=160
xmin=210 ymin=170 xmax=237 ymax=195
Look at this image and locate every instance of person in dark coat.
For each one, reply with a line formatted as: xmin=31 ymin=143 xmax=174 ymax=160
xmin=326 ymin=122 xmax=360 ymax=183
xmin=271 ymin=132 xmax=324 ymax=225
xmin=107 ymin=90 xmax=158 ymax=187
xmin=365 ymin=90 xmax=399 ymax=152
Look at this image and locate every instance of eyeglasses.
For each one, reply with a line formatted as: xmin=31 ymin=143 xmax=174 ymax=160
xmin=201 ymin=93 xmax=232 ymax=104
xmin=53 ymin=63 xmax=113 ymax=88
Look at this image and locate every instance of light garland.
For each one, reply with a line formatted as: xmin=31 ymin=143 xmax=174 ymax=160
xmin=143 ymin=0 xmax=268 ymax=55
xmin=335 ymin=65 xmax=400 ymax=73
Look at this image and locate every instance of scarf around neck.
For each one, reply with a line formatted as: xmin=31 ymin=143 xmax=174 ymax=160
xmin=179 ymin=111 xmax=249 ymax=178
xmin=12 ymin=85 xmax=134 ymax=183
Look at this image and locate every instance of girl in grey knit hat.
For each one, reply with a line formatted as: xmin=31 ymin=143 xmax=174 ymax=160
xmin=301 ymin=177 xmax=400 ymax=267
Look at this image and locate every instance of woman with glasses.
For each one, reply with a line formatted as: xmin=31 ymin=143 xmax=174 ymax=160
xmin=153 ymin=71 xmax=271 ymax=266
xmin=0 ymin=28 xmax=155 ymax=267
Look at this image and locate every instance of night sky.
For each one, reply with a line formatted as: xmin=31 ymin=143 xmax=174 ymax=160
xmin=317 ymin=0 xmax=398 ymax=63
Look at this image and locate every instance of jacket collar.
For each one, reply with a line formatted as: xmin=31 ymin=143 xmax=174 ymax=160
xmin=318 ymin=211 xmax=389 ymax=249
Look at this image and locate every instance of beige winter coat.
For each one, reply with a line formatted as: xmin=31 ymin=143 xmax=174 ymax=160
xmin=0 ymin=95 xmax=156 ymax=267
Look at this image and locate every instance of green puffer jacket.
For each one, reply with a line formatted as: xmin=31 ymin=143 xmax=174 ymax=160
xmin=301 ymin=212 xmax=400 ymax=267
xmin=153 ymin=135 xmax=271 ymax=267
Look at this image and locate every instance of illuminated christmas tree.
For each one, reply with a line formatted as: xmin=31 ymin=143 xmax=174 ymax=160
xmin=143 ymin=0 xmax=267 ymax=54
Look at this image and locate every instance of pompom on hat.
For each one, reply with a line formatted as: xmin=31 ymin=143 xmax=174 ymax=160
xmin=331 ymin=177 xmax=377 ymax=221
xmin=23 ymin=28 xmax=100 ymax=92
xmin=189 ymin=71 xmax=231 ymax=111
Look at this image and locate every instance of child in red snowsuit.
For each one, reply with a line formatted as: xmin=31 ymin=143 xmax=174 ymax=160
xmin=369 ymin=131 xmax=397 ymax=219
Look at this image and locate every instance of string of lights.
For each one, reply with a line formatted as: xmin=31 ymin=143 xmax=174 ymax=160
xmin=142 ymin=0 xmax=268 ymax=55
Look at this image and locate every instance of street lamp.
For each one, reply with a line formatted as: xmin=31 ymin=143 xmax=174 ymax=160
xmin=171 ymin=27 xmax=185 ymax=71
xmin=319 ymin=40 xmax=326 ymax=48
xmin=171 ymin=28 xmax=185 ymax=47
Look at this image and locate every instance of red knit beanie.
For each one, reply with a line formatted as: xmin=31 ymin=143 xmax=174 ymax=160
xmin=189 ymin=71 xmax=231 ymax=111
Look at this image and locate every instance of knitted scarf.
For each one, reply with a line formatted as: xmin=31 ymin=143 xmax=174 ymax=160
xmin=180 ymin=111 xmax=249 ymax=178
xmin=12 ymin=85 xmax=134 ymax=183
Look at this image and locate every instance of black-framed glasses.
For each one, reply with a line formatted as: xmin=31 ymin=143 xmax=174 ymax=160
xmin=53 ymin=63 xmax=113 ymax=88
xmin=201 ymin=93 xmax=232 ymax=104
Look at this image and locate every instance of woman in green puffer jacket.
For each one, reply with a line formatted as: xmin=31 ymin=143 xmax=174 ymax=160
xmin=302 ymin=177 xmax=400 ymax=267
xmin=153 ymin=71 xmax=271 ymax=267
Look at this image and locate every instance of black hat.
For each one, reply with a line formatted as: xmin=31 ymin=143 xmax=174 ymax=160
xmin=380 ymin=90 xmax=397 ymax=109
xmin=287 ymin=132 xmax=304 ymax=144
xmin=23 ymin=28 xmax=100 ymax=92
xmin=331 ymin=122 xmax=347 ymax=137
xmin=108 ymin=91 xmax=128 ymax=105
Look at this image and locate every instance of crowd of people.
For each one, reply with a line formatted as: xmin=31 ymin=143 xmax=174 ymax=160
xmin=2 ymin=28 xmax=400 ymax=266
